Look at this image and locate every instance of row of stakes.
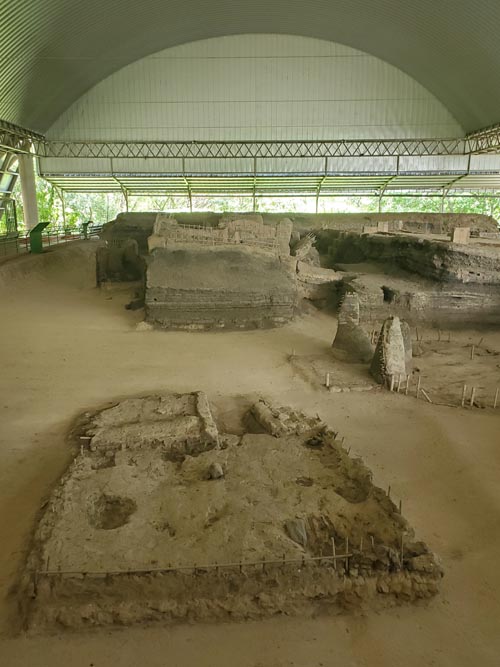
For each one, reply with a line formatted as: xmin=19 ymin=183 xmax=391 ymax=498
xmin=40 ymin=520 xmax=406 ymax=581
xmin=325 ymin=369 xmax=499 ymax=409
xmin=72 ymin=386 xmax=406 ymax=583
xmin=323 ymin=326 xmax=499 ymax=409
xmin=324 ymin=370 xmax=434 ymax=403
xmin=413 ymin=330 xmax=499 ymax=408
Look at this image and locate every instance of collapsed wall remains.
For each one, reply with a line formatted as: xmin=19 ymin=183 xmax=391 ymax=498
xmin=370 ymin=316 xmax=413 ymax=385
xmin=318 ymin=231 xmax=500 ymax=326
xmin=101 ymin=211 xmax=498 ymax=249
xmin=145 ymin=215 xmax=297 ymax=329
xmin=20 ymin=393 xmax=442 ymax=631
xmin=332 ymin=292 xmax=374 ymax=362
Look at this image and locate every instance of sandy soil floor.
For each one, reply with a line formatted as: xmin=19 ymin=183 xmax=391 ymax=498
xmin=0 ymin=242 xmax=500 ymax=665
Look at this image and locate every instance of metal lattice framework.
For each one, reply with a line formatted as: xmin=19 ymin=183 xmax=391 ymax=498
xmin=2 ymin=118 xmax=500 ymax=159
xmin=40 ymin=138 xmax=470 ymax=160
xmin=33 ymin=124 xmax=500 ymax=159
xmin=0 ymin=120 xmax=44 ymax=154
xmin=467 ymin=123 xmax=500 ymax=154
xmin=3 ymin=119 xmax=500 ymax=199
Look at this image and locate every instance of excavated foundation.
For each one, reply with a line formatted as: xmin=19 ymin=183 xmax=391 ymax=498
xmin=317 ymin=230 xmax=500 ymax=326
xmin=20 ymin=394 xmax=443 ymax=631
xmin=145 ymin=246 xmax=297 ymax=330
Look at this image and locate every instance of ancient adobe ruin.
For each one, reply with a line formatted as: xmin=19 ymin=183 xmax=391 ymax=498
xmin=20 ymin=393 xmax=442 ymax=631
xmin=97 ymin=211 xmax=500 ymax=332
xmin=94 ymin=209 xmax=500 ymax=405
xmin=317 ymin=226 xmax=500 ymax=328
xmin=145 ymin=215 xmax=297 ymax=330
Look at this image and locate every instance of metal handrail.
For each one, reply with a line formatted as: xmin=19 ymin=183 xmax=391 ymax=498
xmin=0 ymin=222 xmax=103 ymax=257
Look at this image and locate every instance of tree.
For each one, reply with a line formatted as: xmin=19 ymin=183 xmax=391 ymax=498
xmin=11 ymin=175 xmax=500 ymax=226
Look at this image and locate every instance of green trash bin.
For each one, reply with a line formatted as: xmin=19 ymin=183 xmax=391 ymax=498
xmin=29 ymin=222 xmax=50 ymax=253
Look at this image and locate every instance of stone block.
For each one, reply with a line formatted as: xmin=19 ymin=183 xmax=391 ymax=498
xmin=451 ymin=227 xmax=470 ymax=244
xmin=370 ymin=316 xmax=412 ymax=385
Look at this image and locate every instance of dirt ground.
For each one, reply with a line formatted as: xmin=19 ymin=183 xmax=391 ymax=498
xmin=0 ymin=242 xmax=500 ymax=665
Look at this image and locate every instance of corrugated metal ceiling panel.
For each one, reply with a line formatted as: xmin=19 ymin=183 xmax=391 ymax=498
xmin=1 ymin=1 xmax=500 ymax=133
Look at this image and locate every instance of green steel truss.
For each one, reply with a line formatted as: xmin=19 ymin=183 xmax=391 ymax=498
xmin=2 ymin=119 xmax=500 ymax=197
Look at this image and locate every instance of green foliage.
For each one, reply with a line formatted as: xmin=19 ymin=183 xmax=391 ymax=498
xmin=376 ymin=194 xmax=500 ymax=217
xmin=11 ymin=176 xmax=500 ymax=227
xmin=35 ymin=178 xmax=57 ymax=222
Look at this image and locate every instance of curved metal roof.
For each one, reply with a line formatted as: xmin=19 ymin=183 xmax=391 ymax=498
xmin=1 ymin=0 xmax=500 ymax=134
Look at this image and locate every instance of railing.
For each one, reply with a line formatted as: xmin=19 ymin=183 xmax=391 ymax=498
xmin=163 ymin=223 xmax=280 ymax=252
xmin=35 ymin=531 xmax=410 ymax=583
xmin=0 ymin=224 xmax=102 ymax=258
xmin=36 ymin=550 xmax=358 ymax=581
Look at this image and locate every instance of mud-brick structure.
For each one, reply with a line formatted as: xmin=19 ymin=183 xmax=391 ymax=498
xmin=370 ymin=316 xmax=413 ymax=385
xmin=20 ymin=394 xmax=442 ymax=630
xmin=332 ymin=291 xmax=374 ymax=362
xmin=145 ymin=215 xmax=297 ymax=330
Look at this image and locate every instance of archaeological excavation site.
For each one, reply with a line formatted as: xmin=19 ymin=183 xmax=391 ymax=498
xmin=22 ymin=393 xmax=442 ymax=629
xmin=2 ymin=5 xmax=500 ymax=665
xmin=4 ymin=208 xmax=498 ymax=642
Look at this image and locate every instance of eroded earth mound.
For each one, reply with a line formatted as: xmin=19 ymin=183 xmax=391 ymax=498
xmin=20 ymin=393 xmax=442 ymax=630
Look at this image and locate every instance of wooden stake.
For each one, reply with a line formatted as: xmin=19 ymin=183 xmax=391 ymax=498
xmin=390 ymin=375 xmax=395 ymax=392
xmin=421 ymin=388 xmax=433 ymax=404
xmin=470 ymin=387 xmax=476 ymax=407
xmin=405 ymin=375 xmax=410 ymax=396
xmin=494 ymin=387 xmax=499 ymax=409
xmin=461 ymin=384 xmax=467 ymax=408
xmin=387 ymin=485 xmax=391 ymax=498
xmin=370 ymin=535 xmax=375 ymax=549
xmin=331 ymin=537 xmax=337 ymax=570
xmin=400 ymin=534 xmax=404 ymax=566
xmin=416 ymin=375 xmax=421 ymax=398
xmin=345 ymin=536 xmax=349 ymax=573
xmin=397 ymin=374 xmax=402 ymax=393
xmin=470 ymin=345 xmax=475 ymax=360
xmin=325 ymin=372 xmax=330 ymax=389
xmin=416 ymin=327 xmax=419 ymax=341
xmin=399 ymin=499 xmax=402 ymax=514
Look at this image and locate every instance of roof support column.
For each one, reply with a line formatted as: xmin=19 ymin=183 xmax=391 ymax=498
xmin=378 ymin=189 xmax=384 ymax=213
xmin=440 ymin=187 xmax=448 ymax=213
xmin=252 ymin=157 xmax=257 ymax=213
xmin=18 ymin=152 xmax=39 ymax=231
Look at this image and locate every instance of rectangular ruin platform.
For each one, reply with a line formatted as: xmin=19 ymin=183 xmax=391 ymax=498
xmin=144 ymin=215 xmax=297 ymax=330
xmin=145 ymin=246 xmax=297 ymax=330
xmin=20 ymin=394 xmax=442 ymax=631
